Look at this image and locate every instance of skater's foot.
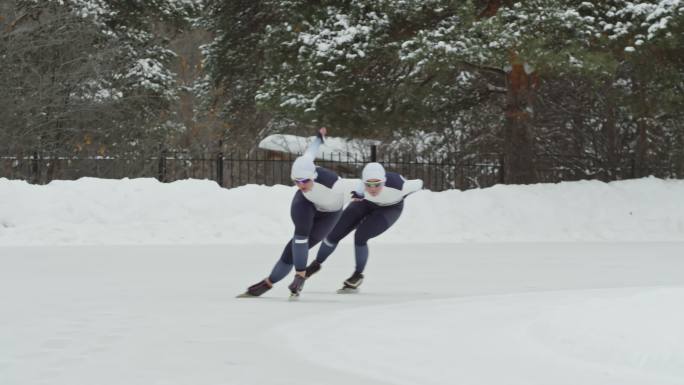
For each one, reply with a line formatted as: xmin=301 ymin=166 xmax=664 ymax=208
xmin=288 ymin=274 xmax=306 ymax=296
xmin=342 ymin=271 xmax=364 ymax=289
xmin=304 ymin=260 xmax=321 ymax=278
xmin=237 ymin=279 xmax=272 ymax=298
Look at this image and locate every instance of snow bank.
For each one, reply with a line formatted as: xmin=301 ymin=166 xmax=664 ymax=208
xmin=1 ymin=177 xmax=683 ymax=245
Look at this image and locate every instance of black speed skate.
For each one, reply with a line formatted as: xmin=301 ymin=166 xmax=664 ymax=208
xmin=304 ymin=260 xmax=321 ymax=278
xmin=288 ymin=275 xmax=306 ymax=300
xmin=236 ymin=279 xmax=272 ymax=298
xmin=337 ymin=272 xmax=364 ymax=294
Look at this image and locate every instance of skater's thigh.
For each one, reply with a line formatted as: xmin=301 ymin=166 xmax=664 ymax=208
xmin=309 ymin=210 xmax=342 ymax=246
xmin=326 ymin=201 xmax=372 ymax=243
xmin=290 ymin=191 xmax=316 ymax=236
xmin=354 ymin=203 xmax=403 ymax=245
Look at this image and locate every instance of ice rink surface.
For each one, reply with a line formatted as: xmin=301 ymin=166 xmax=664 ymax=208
xmin=2 ymin=242 xmax=683 ymax=385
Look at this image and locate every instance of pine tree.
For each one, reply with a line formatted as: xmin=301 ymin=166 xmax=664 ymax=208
xmin=0 ymin=0 xmax=200 ymax=159
xmin=185 ymin=1 xmax=684 ymax=183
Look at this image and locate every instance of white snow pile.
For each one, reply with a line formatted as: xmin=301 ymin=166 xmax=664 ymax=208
xmin=1 ymin=176 xmax=683 ymax=245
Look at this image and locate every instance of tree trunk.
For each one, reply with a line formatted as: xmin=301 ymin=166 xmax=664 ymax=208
xmin=633 ymin=75 xmax=649 ymax=178
xmin=635 ymin=118 xmax=648 ymax=178
xmin=503 ymin=54 xmax=536 ymax=184
xmin=477 ymin=2 xmax=536 ymax=184
xmin=603 ymin=88 xmax=618 ymax=181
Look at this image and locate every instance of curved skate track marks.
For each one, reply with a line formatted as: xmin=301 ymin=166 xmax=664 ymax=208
xmin=272 ymin=287 xmax=684 ymax=385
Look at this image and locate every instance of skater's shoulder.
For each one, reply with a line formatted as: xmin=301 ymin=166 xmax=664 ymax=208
xmin=314 ymin=166 xmax=339 ymax=188
xmin=384 ymin=172 xmax=405 ymax=190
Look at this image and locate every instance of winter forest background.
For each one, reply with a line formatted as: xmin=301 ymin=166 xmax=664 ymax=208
xmin=1 ymin=0 xmax=683 ymax=189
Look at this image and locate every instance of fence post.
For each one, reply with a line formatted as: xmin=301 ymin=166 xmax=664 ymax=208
xmin=370 ymin=145 xmax=377 ymax=162
xmin=216 ymin=151 xmax=224 ymax=187
xmin=158 ymin=149 xmax=167 ymax=182
xmin=31 ymin=151 xmax=39 ymax=184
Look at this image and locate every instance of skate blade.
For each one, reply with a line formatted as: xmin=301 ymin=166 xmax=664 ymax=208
xmin=336 ymin=287 xmax=359 ymax=294
xmin=236 ymin=292 xmax=258 ymax=298
xmin=288 ymin=293 xmax=300 ymax=301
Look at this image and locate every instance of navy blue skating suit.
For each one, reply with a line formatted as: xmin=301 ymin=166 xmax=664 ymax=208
xmin=266 ymin=138 xmax=358 ymax=284
xmin=314 ymin=171 xmax=423 ymax=274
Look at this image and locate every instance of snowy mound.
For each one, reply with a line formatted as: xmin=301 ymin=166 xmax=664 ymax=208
xmin=1 ymin=176 xmax=683 ymax=245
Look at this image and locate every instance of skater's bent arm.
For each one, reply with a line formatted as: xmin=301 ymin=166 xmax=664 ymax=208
xmin=351 ymin=180 xmax=365 ymax=200
xmin=333 ymin=178 xmax=362 ymax=199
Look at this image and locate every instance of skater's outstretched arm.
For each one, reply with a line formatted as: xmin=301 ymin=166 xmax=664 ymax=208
xmin=359 ymin=171 xmax=423 ymax=206
xmin=401 ymin=178 xmax=423 ymax=196
xmin=291 ymin=128 xmax=327 ymax=182
xmin=301 ymin=127 xmax=326 ymax=160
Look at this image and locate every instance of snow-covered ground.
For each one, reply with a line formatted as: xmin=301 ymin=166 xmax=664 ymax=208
xmin=1 ymin=176 xmax=683 ymax=245
xmin=1 ymin=177 xmax=684 ymax=385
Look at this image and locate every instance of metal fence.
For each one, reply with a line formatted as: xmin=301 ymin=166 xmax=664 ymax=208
xmin=1 ymin=149 xmax=680 ymax=191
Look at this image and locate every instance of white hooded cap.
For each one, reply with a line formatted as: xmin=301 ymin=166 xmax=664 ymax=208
xmin=362 ymin=162 xmax=386 ymax=182
xmin=290 ymin=155 xmax=317 ymax=180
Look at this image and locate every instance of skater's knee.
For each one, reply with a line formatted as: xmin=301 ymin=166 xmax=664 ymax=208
xmin=293 ymin=235 xmax=309 ymax=243
xmin=355 ymin=217 xmax=391 ymax=245
xmin=292 ymin=211 xmax=314 ymax=236
xmin=324 ymin=230 xmax=344 ymax=244
xmin=354 ymin=228 xmax=372 ymax=246
xmin=353 ymin=233 xmax=369 ymax=246
xmin=315 ymin=237 xmax=338 ymax=264
xmin=322 ymin=237 xmax=338 ymax=248
xmin=293 ymin=225 xmax=311 ymax=238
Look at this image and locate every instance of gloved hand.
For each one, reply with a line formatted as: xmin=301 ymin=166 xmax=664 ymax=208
xmin=351 ymin=191 xmax=364 ymax=201
xmin=317 ymin=127 xmax=327 ymax=142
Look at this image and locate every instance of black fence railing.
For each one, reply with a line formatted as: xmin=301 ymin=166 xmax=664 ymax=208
xmin=1 ymin=149 xmax=681 ymax=191
xmin=0 ymin=151 xmax=501 ymax=190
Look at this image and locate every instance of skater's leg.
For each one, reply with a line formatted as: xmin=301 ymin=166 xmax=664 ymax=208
xmin=303 ymin=209 xmax=342 ymax=276
xmin=290 ymin=191 xmax=316 ymax=273
xmin=286 ymin=191 xmax=330 ymax=297
xmin=335 ymin=203 xmax=403 ymax=292
xmin=308 ymin=209 xmax=343 ymax=247
xmin=352 ymin=202 xmax=404 ymax=274
xmin=266 ymin=192 xmax=315 ymax=283
xmin=354 ymin=244 xmax=369 ymax=274
xmin=288 ymin=207 xmax=338 ymax=292
xmin=314 ymin=238 xmax=337 ymax=265
xmin=267 ymin=239 xmax=295 ymax=284
xmin=315 ymin=201 xmax=372 ymax=264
